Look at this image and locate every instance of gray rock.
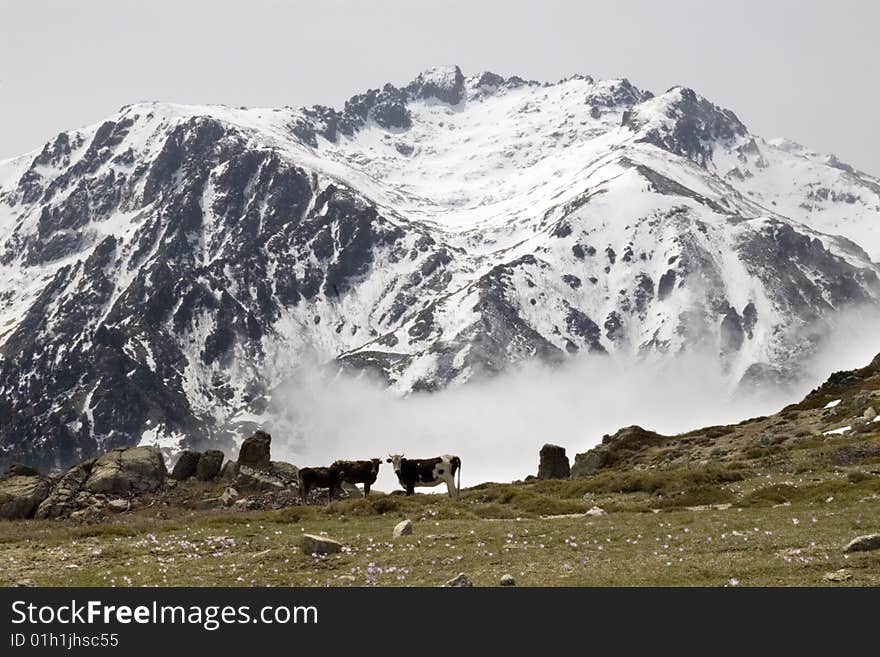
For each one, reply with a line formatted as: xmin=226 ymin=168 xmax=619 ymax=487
xmin=500 ymin=574 xmax=516 ymax=586
xmin=445 ymin=573 xmax=474 ymax=587
xmin=301 ymin=533 xmax=344 ymax=555
xmin=236 ymin=465 xmax=284 ymax=491
xmin=571 ymin=446 xmax=610 ymax=478
xmin=35 ymin=459 xmax=96 ymax=519
xmin=823 ymin=569 xmax=852 ymax=582
xmin=220 ymin=486 xmax=239 ymax=506
xmin=270 ymin=461 xmax=299 ymax=485
xmin=195 ymin=450 xmax=224 ymax=481
xmin=393 ymin=519 xmax=413 ymax=538
xmin=0 ymin=475 xmax=53 ymax=519
xmin=171 ymin=450 xmax=201 ymax=480
xmin=585 ymin=506 xmax=607 ymax=516
xmin=217 ymin=460 xmax=240 ymax=484
xmin=107 ymin=499 xmax=130 ymax=513
xmin=864 ymin=406 xmax=877 ymax=422
xmin=84 ymin=446 xmax=166 ymax=495
xmin=341 ymin=481 xmax=364 ymax=498
xmin=238 ymin=430 xmax=272 ymax=470
xmin=538 ymin=444 xmax=570 ymax=479
xmin=844 ymin=533 xmax=880 ymax=553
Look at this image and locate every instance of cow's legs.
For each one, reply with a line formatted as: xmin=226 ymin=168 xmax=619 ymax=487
xmin=445 ymin=477 xmax=457 ymax=499
xmin=301 ymin=483 xmax=310 ymax=505
xmin=406 ymin=483 xmax=415 ymax=496
xmin=363 ymin=482 xmax=371 ymax=497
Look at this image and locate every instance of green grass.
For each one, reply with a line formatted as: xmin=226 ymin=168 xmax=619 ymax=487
xmin=2 ymin=470 xmax=879 ymax=587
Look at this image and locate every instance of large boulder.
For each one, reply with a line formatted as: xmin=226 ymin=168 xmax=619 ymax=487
xmin=0 ymin=475 xmax=52 ymax=519
xmin=84 ymin=446 xmax=166 ymax=495
xmin=538 ymin=444 xmax=570 ymax=479
xmin=171 ymin=450 xmax=201 ymax=480
xmin=35 ymin=459 xmax=96 ymax=519
xmin=301 ymin=534 xmax=343 ymax=555
xmin=195 ymin=450 xmax=225 ymax=481
xmin=217 ymin=460 xmax=240 ymax=484
xmin=844 ymin=534 xmax=880 ymax=553
xmin=238 ymin=431 xmax=271 ymax=470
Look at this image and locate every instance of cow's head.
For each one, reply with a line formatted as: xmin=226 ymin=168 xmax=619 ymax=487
xmin=387 ymin=454 xmax=404 ymax=472
xmin=370 ymin=458 xmax=381 ymax=475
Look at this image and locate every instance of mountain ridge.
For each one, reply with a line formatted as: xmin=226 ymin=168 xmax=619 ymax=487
xmin=1 ymin=66 xmax=879 ymax=471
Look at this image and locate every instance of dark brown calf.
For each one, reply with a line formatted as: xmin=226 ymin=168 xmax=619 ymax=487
xmin=332 ymin=458 xmax=381 ymax=496
xmin=298 ymin=465 xmax=342 ymax=504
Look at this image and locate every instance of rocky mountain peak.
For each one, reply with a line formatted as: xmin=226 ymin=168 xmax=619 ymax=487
xmin=406 ymin=65 xmax=466 ymax=104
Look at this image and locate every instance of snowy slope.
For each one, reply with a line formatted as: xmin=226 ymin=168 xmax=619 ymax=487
xmin=0 ymin=66 xmax=878 ymax=470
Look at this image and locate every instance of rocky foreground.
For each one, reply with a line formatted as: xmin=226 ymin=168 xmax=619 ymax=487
xmin=0 ymin=354 xmax=878 ymax=586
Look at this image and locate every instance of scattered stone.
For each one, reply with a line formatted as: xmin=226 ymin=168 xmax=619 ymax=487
xmin=84 ymin=446 xmax=166 ymax=495
xmin=445 ymin=573 xmax=474 ymax=587
xmin=15 ymin=579 xmax=34 ymax=587
xmin=171 ymin=450 xmax=201 ymax=480
xmin=0 ymin=475 xmax=53 ymax=519
xmin=70 ymin=506 xmax=105 ymax=523
xmin=844 ymin=533 xmax=880 ymax=553
xmin=301 ymin=533 xmax=344 ymax=555
xmin=500 ymin=574 xmax=516 ymax=586
xmin=238 ymin=430 xmax=272 ymax=470
xmin=864 ymin=407 xmax=877 ymax=422
xmin=823 ymin=569 xmax=852 ymax=583
xmin=220 ymin=486 xmax=239 ymax=506
xmin=236 ymin=465 xmax=285 ymax=491
xmin=393 ymin=519 xmax=413 ymax=538
xmin=538 ymin=444 xmax=570 ymax=479
xmin=585 ymin=506 xmax=607 ymax=516
xmin=195 ymin=450 xmax=224 ymax=481
xmin=107 ymin=499 xmax=130 ymax=513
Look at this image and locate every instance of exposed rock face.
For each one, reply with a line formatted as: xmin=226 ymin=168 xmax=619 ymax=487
xmin=195 ymin=450 xmax=224 ymax=481
xmin=35 ymin=459 xmax=95 ymax=519
xmin=83 ymin=446 xmax=166 ymax=495
xmin=0 ymin=475 xmax=52 ymax=519
xmin=571 ymin=426 xmax=666 ymax=477
xmin=238 ymin=431 xmax=271 ymax=470
xmin=538 ymin=444 xmax=571 ymax=479
xmin=570 ymin=448 xmax=610 ymax=478
xmin=1 ymin=68 xmax=880 ymax=470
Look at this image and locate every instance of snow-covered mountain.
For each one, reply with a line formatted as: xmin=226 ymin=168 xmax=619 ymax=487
xmin=1 ymin=65 xmax=879 ymax=470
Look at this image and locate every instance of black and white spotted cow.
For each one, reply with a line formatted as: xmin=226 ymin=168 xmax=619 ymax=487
xmin=387 ymin=454 xmax=461 ymax=498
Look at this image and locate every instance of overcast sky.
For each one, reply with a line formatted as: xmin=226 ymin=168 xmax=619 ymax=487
xmin=1 ymin=1 xmax=877 ymax=172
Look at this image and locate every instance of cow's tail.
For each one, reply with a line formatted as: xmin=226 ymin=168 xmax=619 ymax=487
xmin=454 ymin=456 xmax=461 ymax=499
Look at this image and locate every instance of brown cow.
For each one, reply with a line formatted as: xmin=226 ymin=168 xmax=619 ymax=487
xmin=333 ymin=458 xmax=381 ymax=496
xmin=298 ymin=465 xmax=342 ymax=504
